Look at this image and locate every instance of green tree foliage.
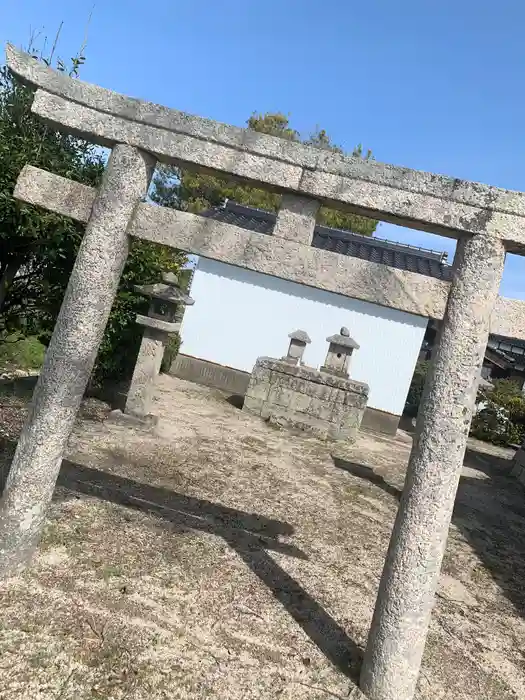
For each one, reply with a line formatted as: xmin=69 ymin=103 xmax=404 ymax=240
xmin=404 ymin=360 xmax=431 ymax=418
xmin=470 ymin=378 xmax=525 ymax=447
xmin=0 ymin=60 xmax=103 ymax=330
xmin=151 ymin=112 xmax=378 ymax=237
xmin=405 ymin=363 xmax=525 ymax=447
xmin=0 ymin=46 xmax=185 ymax=384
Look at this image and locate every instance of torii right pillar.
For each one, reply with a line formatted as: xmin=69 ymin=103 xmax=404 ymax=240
xmin=360 ymin=234 xmax=505 ymax=700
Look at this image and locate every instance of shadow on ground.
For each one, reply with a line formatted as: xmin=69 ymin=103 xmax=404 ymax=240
xmin=334 ymin=444 xmax=525 ymax=621
xmin=224 ymin=394 xmax=245 ymax=410
xmin=0 ymin=441 xmax=363 ymax=682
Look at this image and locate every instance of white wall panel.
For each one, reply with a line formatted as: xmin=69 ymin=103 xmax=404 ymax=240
xmin=180 ymin=258 xmax=427 ymax=416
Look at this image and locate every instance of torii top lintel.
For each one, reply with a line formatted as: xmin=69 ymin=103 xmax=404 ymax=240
xmin=6 ymin=43 xmax=525 ymax=251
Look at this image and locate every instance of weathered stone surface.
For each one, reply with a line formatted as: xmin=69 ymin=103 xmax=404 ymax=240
xmin=288 ymin=329 xmax=311 ymax=343
xmin=273 ymin=194 xmax=320 ymax=245
xmin=255 ymin=358 xmax=369 ymax=392
xmin=125 ymin=329 xmax=165 ymax=418
xmin=13 ymin=169 xmax=525 ymax=338
xmin=6 ymin=44 xmax=320 ymax=170
xmin=242 ymin=395 xmax=265 ymax=414
xmin=135 ymin=314 xmax=180 ymax=334
xmin=251 ymin=365 xmax=271 ymax=383
xmin=360 ymin=233 xmax=506 ymax=700
xmin=245 ymin=378 xmax=271 ymax=402
xmin=32 ymin=90 xmax=304 ymax=192
xmin=283 ymin=329 xmax=311 ymax=365
xmin=244 ymin=357 xmax=368 ymax=443
xmin=134 ymin=280 xmax=194 ymax=306
xmin=124 ymin=204 xmax=470 ymax=321
xmin=9 ymin=44 xmax=525 ymax=250
xmin=0 ymin=145 xmax=155 ymax=577
xmin=14 ymin=164 xmax=95 ymax=222
xmin=106 ymin=408 xmax=158 ymax=430
xmin=437 ymin=575 xmax=477 ymax=608
xmin=268 ymin=409 xmax=330 ymax=439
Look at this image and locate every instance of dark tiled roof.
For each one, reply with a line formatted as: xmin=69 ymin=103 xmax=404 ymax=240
xmin=202 ymin=201 xmax=453 ymax=282
xmin=488 ymin=335 xmax=525 ymax=365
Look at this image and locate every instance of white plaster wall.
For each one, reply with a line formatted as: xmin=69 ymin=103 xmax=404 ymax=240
xmin=180 ymin=258 xmax=428 ymax=416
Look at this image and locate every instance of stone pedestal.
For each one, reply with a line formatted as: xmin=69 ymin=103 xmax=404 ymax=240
xmin=124 ymin=273 xmax=193 ymax=419
xmin=243 ymin=357 xmax=369 ymax=443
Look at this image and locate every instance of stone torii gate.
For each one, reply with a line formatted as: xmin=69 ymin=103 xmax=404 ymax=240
xmin=3 ymin=44 xmax=525 ymax=700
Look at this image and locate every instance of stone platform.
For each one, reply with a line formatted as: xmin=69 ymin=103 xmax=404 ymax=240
xmin=243 ymin=357 xmax=369 ymax=442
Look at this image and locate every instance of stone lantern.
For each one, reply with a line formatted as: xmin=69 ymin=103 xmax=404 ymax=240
xmin=320 ymin=326 xmax=359 ymax=378
xmin=282 ymin=329 xmax=311 ymax=365
xmin=124 ymin=272 xmax=194 ymax=420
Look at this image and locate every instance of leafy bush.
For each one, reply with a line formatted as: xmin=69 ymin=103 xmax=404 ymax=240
xmin=470 ymin=379 xmax=525 ymax=446
xmin=0 ymin=49 xmax=186 ymax=388
xmin=37 ymin=238 xmax=185 ymax=388
xmin=404 ymin=361 xmax=431 ymax=418
xmin=0 ymin=334 xmax=45 ymax=372
xmin=405 ymin=366 xmax=525 ymax=447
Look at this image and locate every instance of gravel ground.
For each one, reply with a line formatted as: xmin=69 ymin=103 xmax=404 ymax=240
xmin=0 ymin=374 xmax=523 ymax=700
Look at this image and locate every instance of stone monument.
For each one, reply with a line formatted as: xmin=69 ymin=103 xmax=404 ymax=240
xmin=282 ymin=329 xmax=311 ymax=365
xmin=320 ymin=326 xmax=359 ymax=377
xmin=122 ymin=272 xmax=193 ymax=421
xmin=243 ymin=329 xmax=369 ymax=442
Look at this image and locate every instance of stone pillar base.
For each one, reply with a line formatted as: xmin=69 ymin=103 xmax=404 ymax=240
xmin=244 ymin=357 xmax=369 ymax=443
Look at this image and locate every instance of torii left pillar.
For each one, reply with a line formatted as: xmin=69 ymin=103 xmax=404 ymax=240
xmin=0 ymin=146 xmax=155 ymax=578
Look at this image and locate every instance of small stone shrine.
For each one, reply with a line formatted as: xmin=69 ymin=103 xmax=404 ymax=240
xmin=243 ymin=328 xmax=369 ymax=442
xmin=282 ymin=329 xmax=311 ymax=365
xmin=320 ymin=327 xmax=359 ymax=376
xmin=124 ymin=272 xmax=194 ymax=420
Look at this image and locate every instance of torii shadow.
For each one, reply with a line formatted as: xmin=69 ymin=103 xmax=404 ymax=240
xmin=0 ymin=450 xmax=363 ymax=681
xmin=334 ymin=448 xmax=525 ymax=623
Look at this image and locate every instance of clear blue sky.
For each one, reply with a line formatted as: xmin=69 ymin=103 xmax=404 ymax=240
xmin=2 ymin=0 xmax=525 ymax=297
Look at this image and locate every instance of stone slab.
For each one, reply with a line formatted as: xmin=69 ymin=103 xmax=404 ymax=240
xmin=14 ymin=166 xmax=525 ymax=337
xmin=273 ymin=194 xmax=320 ymax=246
xmin=31 ymin=90 xmax=304 ymax=193
xmin=9 ymin=44 xmax=525 ymax=250
xmin=14 ymin=164 xmax=95 ymax=222
xmin=170 ymin=354 xmax=251 ymax=396
xmin=130 ymin=204 xmax=525 ymax=336
xmin=257 ymin=358 xmax=370 ymax=394
xmin=135 ymin=314 xmax=180 ymax=334
xmin=169 ymin=354 xmax=400 ymax=434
